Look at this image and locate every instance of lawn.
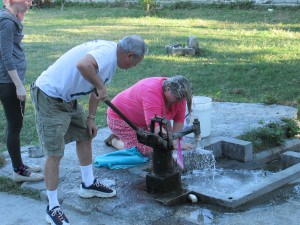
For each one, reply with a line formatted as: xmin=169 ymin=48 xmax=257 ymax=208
xmin=0 ymin=2 xmax=299 ymax=149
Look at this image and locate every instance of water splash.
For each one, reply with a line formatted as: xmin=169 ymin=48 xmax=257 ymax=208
xmin=182 ymin=168 xmax=274 ymax=196
xmin=183 ymin=148 xmax=216 ymax=171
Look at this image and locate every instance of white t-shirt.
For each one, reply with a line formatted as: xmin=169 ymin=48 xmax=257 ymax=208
xmin=36 ymin=40 xmax=117 ymax=102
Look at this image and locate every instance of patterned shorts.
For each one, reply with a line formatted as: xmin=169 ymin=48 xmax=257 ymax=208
xmin=107 ymin=115 xmax=152 ymax=156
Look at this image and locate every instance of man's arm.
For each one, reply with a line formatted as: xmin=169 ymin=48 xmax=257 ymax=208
xmin=86 ymin=92 xmax=100 ymax=138
xmin=76 ymin=54 xmax=107 ymax=101
xmin=77 ymin=54 xmax=108 ymax=138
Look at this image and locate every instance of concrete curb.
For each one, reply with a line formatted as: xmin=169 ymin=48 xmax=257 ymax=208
xmin=254 ymin=138 xmax=300 ymax=163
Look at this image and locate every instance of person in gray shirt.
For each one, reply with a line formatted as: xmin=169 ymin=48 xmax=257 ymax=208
xmin=0 ymin=0 xmax=43 ymax=182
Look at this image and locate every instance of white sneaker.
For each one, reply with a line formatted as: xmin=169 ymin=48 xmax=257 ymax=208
xmin=78 ymin=178 xmax=116 ymax=198
xmin=24 ymin=165 xmax=43 ymax=173
xmin=12 ymin=171 xmax=44 ymax=182
xmin=46 ymin=206 xmax=70 ymax=225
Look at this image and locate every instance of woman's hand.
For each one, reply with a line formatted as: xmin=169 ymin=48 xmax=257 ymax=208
xmin=8 ymin=70 xmax=26 ymax=101
xmin=180 ymin=141 xmax=195 ymax=150
xmin=16 ymin=84 xmax=26 ymax=101
xmin=173 ymin=139 xmax=195 ymax=150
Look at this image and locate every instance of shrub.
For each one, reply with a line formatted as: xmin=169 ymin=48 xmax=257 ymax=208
xmin=239 ymin=118 xmax=300 ymax=153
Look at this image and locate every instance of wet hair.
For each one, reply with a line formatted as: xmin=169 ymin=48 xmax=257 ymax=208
xmin=117 ymin=35 xmax=148 ymax=58
xmin=163 ymin=75 xmax=193 ymax=114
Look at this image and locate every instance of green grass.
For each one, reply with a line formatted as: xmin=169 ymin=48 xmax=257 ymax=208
xmin=0 ymin=176 xmax=40 ymax=199
xmin=0 ymin=3 xmax=299 ymax=150
xmin=0 ymin=153 xmax=5 ymax=167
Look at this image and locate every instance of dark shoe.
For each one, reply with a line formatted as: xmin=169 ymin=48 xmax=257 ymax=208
xmin=46 ymin=206 xmax=70 ymax=225
xmin=104 ymin=134 xmax=116 ymax=147
xmin=78 ymin=178 xmax=116 ymax=198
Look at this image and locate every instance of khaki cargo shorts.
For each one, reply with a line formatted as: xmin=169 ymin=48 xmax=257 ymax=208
xmin=30 ymin=83 xmax=90 ymax=156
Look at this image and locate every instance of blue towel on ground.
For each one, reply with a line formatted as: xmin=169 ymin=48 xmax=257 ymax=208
xmin=94 ymin=146 xmax=148 ymax=169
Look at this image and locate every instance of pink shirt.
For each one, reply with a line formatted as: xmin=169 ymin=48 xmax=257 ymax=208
xmin=107 ymin=77 xmax=186 ymax=128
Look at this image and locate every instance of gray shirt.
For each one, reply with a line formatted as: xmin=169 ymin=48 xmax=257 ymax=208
xmin=0 ymin=8 xmax=26 ymax=83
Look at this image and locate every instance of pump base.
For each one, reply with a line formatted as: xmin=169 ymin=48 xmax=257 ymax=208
xmin=146 ymin=172 xmax=181 ymax=193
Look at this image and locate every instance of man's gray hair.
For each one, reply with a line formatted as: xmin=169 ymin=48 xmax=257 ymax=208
xmin=163 ymin=75 xmax=193 ymax=114
xmin=118 ymin=35 xmax=148 ymax=58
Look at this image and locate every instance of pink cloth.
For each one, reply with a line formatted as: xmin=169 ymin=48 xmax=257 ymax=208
xmin=177 ymin=137 xmax=184 ymax=169
xmin=107 ymin=77 xmax=186 ymax=156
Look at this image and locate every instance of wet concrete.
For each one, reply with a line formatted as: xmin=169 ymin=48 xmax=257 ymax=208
xmin=0 ymin=101 xmax=300 ymax=225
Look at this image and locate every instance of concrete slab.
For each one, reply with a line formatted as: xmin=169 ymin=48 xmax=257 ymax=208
xmin=281 ymin=151 xmax=300 ymax=169
xmin=189 ymin=163 xmax=300 ymax=208
xmin=253 ymin=138 xmax=300 ymax=163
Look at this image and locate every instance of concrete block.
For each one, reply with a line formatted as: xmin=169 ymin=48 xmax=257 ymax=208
xmin=222 ymin=137 xmax=253 ymax=162
xmin=187 ymin=35 xmax=201 ymax=55
xmin=203 ymin=140 xmax=223 ymax=159
xmin=281 ymin=151 xmax=300 ymax=169
xmin=172 ymin=47 xmax=195 ymax=56
xmin=165 ymin=42 xmax=182 ymax=55
xmin=187 ymin=35 xmax=199 ymax=48
xmin=283 ymin=138 xmax=300 ymax=151
xmin=165 ymin=37 xmax=199 ymax=56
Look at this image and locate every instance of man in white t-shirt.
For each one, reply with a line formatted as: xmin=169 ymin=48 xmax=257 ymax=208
xmin=30 ymin=35 xmax=147 ymax=225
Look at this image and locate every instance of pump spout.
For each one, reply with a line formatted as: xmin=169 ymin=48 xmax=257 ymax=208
xmin=193 ymin=118 xmax=201 ymax=141
xmin=172 ymin=118 xmax=201 ymax=141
